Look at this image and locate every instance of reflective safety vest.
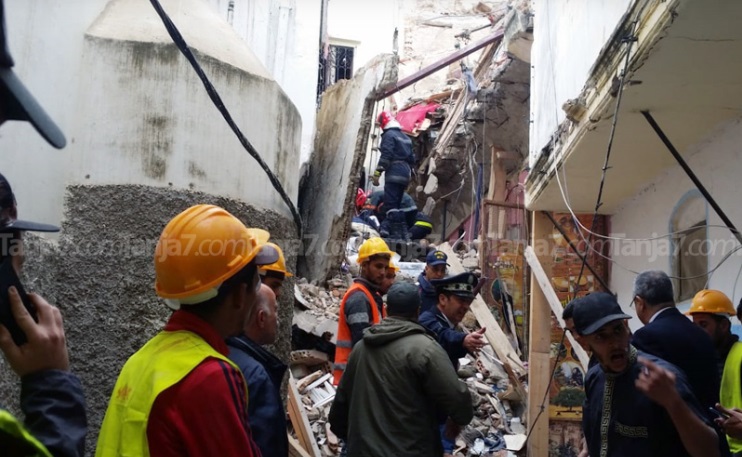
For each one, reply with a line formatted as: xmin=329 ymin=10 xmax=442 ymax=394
xmin=0 ymin=409 xmax=52 ymax=457
xmin=333 ymin=283 xmax=385 ymax=385
xmin=721 ymin=341 xmax=742 ymax=453
xmin=95 ymin=330 xmax=245 ymax=457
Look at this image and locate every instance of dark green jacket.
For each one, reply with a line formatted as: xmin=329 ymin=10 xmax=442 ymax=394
xmin=329 ymin=317 xmax=473 ymax=457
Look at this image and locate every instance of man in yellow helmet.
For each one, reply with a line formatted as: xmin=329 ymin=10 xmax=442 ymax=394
xmin=96 ymin=204 xmax=279 ymax=457
xmin=258 ymin=242 xmax=292 ymax=299
xmin=689 ymin=289 xmax=742 ymax=456
xmin=333 ymin=237 xmax=395 ymax=386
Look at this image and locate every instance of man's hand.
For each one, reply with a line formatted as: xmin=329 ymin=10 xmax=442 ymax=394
xmin=0 ymin=287 xmax=69 ymax=377
xmin=635 ymin=357 xmax=680 ymax=409
xmin=463 ymin=327 xmax=486 ymax=353
xmin=577 ymin=437 xmax=589 ymax=457
xmin=714 ymin=404 xmax=742 ymax=439
xmin=444 ymin=417 xmax=461 ymax=440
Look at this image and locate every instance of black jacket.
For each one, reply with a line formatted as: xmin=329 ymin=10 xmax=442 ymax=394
xmin=227 ymin=335 xmax=288 ymax=457
xmin=583 ymin=347 xmax=712 ymax=457
xmin=1 ymin=370 xmax=87 ymax=457
xmin=416 ymin=273 xmax=438 ymax=315
xmin=631 ymin=307 xmax=721 ymax=411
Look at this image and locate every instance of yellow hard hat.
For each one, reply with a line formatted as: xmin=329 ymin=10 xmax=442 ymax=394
xmin=357 ymin=237 xmax=395 ymax=265
xmin=246 ymin=228 xmax=270 ymax=245
xmin=688 ymin=289 xmax=735 ymax=316
xmin=259 ymin=242 xmax=293 ymax=278
xmin=388 ymin=258 xmax=400 ymax=273
xmin=154 ymin=205 xmax=278 ymax=308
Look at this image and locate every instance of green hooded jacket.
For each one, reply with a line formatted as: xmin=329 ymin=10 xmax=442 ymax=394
xmin=329 ymin=317 xmax=473 ymax=457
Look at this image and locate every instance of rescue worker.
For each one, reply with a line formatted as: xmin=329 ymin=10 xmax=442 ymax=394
xmin=228 ymin=284 xmax=288 ymax=457
xmin=417 ymin=250 xmax=449 ymax=314
xmin=419 ymin=272 xmax=486 ymax=457
xmin=379 ymin=260 xmax=399 ymax=296
xmin=96 ymin=205 xmax=279 ymax=457
xmin=372 ymin=111 xmax=415 ymax=241
xmin=363 ymin=190 xmax=419 ymax=229
xmin=333 ymin=237 xmax=394 ymax=385
xmin=688 ymin=289 xmax=742 ymax=455
xmin=0 ymin=2 xmax=87 ymax=453
xmin=409 ymin=211 xmax=434 ymax=241
xmin=329 ymin=282 xmax=473 ymax=457
xmin=258 ymin=242 xmax=292 ymax=299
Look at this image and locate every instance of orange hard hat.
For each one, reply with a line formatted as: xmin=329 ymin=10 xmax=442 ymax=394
xmin=260 ymin=242 xmax=293 ymax=278
xmin=688 ymin=289 xmax=735 ymax=316
xmin=154 ymin=205 xmax=279 ymax=308
xmin=357 ymin=237 xmax=394 ymax=265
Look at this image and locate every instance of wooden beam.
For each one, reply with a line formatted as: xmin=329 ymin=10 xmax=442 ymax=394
xmin=287 ymin=373 xmax=321 ymax=457
xmin=288 ymin=434 xmax=314 ymax=457
xmin=375 ymin=29 xmax=504 ymax=101
xmin=438 ymin=243 xmax=526 ymax=404
xmin=524 ymin=246 xmax=590 ymax=370
xmin=481 ymin=199 xmax=523 ymax=210
xmin=526 ymin=211 xmax=552 ymax=457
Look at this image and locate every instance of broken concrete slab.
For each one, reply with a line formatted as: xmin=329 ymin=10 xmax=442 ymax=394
xmin=298 ymin=53 xmax=398 ymax=283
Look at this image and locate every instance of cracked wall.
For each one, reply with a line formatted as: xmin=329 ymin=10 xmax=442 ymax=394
xmin=299 ymin=54 xmax=398 ymax=283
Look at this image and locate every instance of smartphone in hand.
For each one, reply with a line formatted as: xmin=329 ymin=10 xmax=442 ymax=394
xmin=0 ymin=257 xmax=37 ymax=345
xmin=709 ymin=406 xmax=730 ymax=420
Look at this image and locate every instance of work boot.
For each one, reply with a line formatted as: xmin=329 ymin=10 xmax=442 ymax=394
xmin=378 ymin=219 xmax=391 ymax=238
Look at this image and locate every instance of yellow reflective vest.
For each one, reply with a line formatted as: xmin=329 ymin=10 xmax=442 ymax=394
xmin=95 ymin=330 xmax=245 ymax=457
xmin=721 ymin=341 xmax=742 ymax=453
xmin=0 ymin=409 xmax=52 ymax=457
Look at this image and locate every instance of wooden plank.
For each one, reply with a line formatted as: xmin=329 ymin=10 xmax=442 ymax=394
xmin=526 ymin=211 xmax=553 ymax=457
xmin=524 ymin=245 xmax=590 ymax=370
xmin=288 ymin=434 xmax=314 ymax=457
xmin=287 ymin=373 xmax=321 ymax=457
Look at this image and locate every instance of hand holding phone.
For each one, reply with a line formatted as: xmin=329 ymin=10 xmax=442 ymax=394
xmin=709 ymin=406 xmax=730 ymax=420
xmin=0 ymin=286 xmax=69 ymax=377
xmin=0 ymin=257 xmax=37 ymax=345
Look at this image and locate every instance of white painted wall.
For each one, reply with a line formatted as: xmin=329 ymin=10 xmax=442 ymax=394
xmin=1 ymin=0 xmax=301 ymax=227
xmin=529 ymin=0 xmax=632 ymax=166
xmin=208 ymin=0 xmax=321 ymax=163
xmin=608 ymin=118 xmax=742 ymax=330
xmin=327 ymin=0 xmax=403 ymax=74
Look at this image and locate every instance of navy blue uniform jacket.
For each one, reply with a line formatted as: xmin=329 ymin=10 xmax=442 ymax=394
xmin=228 ymin=335 xmax=288 ymax=457
xmin=417 ymin=273 xmax=438 ymax=314
xmin=1 ymin=370 xmax=87 ymax=457
xmin=418 ymin=307 xmax=467 ymax=369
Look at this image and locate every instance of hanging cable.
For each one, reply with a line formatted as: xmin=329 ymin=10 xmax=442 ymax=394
xmin=572 ymin=20 xmax=638 ymax=299
xmin=148 ymin=0 xmax=302 ymax=236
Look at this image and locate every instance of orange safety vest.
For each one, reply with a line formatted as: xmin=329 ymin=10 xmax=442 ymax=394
xmin=333 ymin=282 xmax=385 ymax=385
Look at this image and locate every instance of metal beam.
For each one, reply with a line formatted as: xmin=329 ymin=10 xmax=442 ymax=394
xmin=374 ymin=29 xmax=504 ymax=101
xmin=641 ymin=111 xmax=742 ymax=246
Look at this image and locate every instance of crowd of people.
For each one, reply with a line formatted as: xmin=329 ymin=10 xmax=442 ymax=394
xmin=5 ymin=1 xmax=742 ymax=456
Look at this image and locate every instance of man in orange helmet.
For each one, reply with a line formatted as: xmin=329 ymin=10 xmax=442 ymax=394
xmin=96 ymin=205 xmax=279 ymax=457
xmin=333 ymin=237 xmax=395 ymax=386
xmin=689 ymin=289 xmax=742 ymax=455
xmin=258 ymin=242 xmax=292 ymax=299
xmin=372 ymin=111 xmax=416 ymax=241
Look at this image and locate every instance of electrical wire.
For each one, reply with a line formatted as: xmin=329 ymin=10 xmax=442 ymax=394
xmin=148 ymin=0 xmax=302 ymax=235
xmin=525 ymin=329 xmax=566 ymax=443
xmin=572 ymin=20 xmax=638 ymax=300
